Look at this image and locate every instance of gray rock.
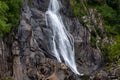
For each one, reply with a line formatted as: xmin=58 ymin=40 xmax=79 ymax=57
xmin=16 ymin=0 xmax=104 ymax=79
xmin=0 ymin=0 xmax=105 ymax=80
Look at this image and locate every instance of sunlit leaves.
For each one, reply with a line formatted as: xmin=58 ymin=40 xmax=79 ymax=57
xmin=108 ymin=36 xmax=120 ymax=62
xmin=0 ymin=0 xmax=22 ymax=37
xmin=0 ymin=1 xmax=10 ymax=36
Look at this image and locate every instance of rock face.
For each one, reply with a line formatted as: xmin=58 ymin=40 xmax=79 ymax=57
xmin=0 ymin=0 xmax=105 ymax=80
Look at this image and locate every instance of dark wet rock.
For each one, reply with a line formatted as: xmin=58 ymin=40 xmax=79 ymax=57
xmin=80 ymin=75 xmax=90 ymax=80
xmin=115 ymin=68 xmax=120 ymax=77
xmin=95 ymin=71 xmax=109 ymax=80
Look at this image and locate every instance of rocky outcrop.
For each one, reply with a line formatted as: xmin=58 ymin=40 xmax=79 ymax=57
xmin=94 ymin=64 xmax=120 ymax=80
xmin=0 ymin=0 xmax=106 ymax=80
xmin=17 ymin=0 xmax=104 ymax=79
xmin=0 ymin=37 xmax=14 ymax=78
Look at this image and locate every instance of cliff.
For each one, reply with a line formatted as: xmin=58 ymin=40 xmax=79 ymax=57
xmin=0 ymin=0 xmax=120 ymax=80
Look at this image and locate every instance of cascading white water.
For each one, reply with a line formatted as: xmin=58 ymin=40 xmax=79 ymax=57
xmin=45 ymin=0 xmax=81 ymax=75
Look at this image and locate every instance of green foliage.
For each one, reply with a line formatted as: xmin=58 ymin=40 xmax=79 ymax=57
xmin=71 ymin=0 xmax=120 ymax=65
xmin=92 ymin=1 xmax=120 ymax=63
xmin=0 ymin=0 xmax=22 ymax=37
xmin=0 ymin=1 xmax=10 ymax=36
xmin=90 ymin=2 xmax=117 ymax=34
xmin=108 ymin=36 xmax=120 ymax=62
xmin=86 ymin=0 xmax=120 ymax=35
xmin=105 ymin=25 xmax=118 ymax=36
xmin=70 ymin=0 xmax=87 ymax=18
xmin=7 ymin=0 xmax=23 ymax=28
xmin=90 ymin=35 xmax=96 ymax=47
xmin=96 ymin=4 xmax=115 ymax=21
xmin=106 ymin=0 xmax=120 ymax=12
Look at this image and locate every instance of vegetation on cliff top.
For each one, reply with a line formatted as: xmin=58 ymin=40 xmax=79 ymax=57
xmin=70 ymin=0 xmax=120 ymax=63
xmin=0 ymin=0 xmax=22 ymax=37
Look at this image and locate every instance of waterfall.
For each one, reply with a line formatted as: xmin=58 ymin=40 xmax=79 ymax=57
xmin=45 ymin=0 xmax=81 ymax=75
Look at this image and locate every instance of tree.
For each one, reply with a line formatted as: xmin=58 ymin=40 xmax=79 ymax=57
xmin=0 ymin=0 xmax=22 ymax=37
xmin=0 ymin=1 xmax=10 ymax=36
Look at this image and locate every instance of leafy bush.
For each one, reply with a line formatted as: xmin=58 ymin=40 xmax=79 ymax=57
xmin=70 ymin=0 xmax=87 ymax=18
xmin=71 ymin=0 xmax=120 ymax=64
xmin=106 ymin=0 xmax=120 ymax=12
xmin=0 ymin=1 xmax=10 ymax=36
xmin=108 ymin=36 xmax=120 ymax=62
xmin=96 ymin=4 xmax=115 ymax=21
xmin=0 ymin=0 xmax=22 ymax=37
xmin=90 ymin=35 xmax=96 ymax=47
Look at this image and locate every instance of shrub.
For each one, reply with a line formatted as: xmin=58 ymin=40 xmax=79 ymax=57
xmin=108 ymin=36 xmax=120 ymax=62
xmin=0 ymin=0 xmax=23 ymax=37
